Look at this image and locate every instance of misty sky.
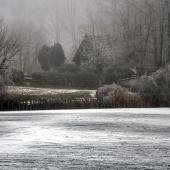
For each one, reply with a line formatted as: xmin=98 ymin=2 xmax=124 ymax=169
xmin=0 ymin=0 xmax=97 ymax=57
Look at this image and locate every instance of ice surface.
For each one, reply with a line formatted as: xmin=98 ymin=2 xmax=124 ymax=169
xmin=0 ymin=108 xmax=170 ymax=169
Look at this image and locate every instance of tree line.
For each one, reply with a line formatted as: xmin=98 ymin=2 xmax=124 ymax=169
xmin=74 ymin=0 xmax=170 ymax=76
xmin=0 ymin=0 xmax=170 ymax=88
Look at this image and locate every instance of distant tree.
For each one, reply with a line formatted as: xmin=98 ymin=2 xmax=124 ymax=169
xmin=98 ymin=0 xmax=170 ymax=72
xmin=38 ymin=45 xmax=50 ymax=71
xmin=49 ymin=43 xmax=65 ymax=69
xmin=14 ymin=22 xmax=46 ymax=74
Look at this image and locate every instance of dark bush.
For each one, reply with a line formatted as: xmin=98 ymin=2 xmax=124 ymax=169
xmin=73 ymin=70 xmax=99 ymax=88
xmin=11 ymin=69 xmax=24 ymax=84
xmin=0 ymin=75 xmax=6 ymax=97
xmin=38 ymin=43 xmax=66 ymax=71
xmin=31 ymin=72 xmax=44 ymax=82
xmin=57 ymin=64 xmax=80 ymax=73
xmin=49 ymin=43 xmax=66 ymax=69
xmin=38 ymin=45 xmax=51 ymax=71
xmin=104 ymin=65 xmax=134 ymax=84
xmin=31 ymin=70 xmax=99 ymax=89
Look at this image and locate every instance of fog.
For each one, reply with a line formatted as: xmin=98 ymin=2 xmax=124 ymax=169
xmin=0 ymin=0 xmax=169 ymax=85
xmin=0 ymin=0 xmax=97 ymax=57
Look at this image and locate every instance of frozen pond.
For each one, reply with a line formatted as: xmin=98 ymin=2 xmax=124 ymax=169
xmin=0 ymin=108 xmax=170 ymax=169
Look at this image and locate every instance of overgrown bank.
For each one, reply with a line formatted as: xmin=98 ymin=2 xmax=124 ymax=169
xmin=0 ymin=92 xmax=148 ymax=111
xmin=1 ymin=64 xmax=170 ymax=110
xmin=97 ymin=65 xmax=170 ymax=107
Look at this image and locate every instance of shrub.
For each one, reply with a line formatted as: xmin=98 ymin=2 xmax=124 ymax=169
xmin=129 ymin=64 xmax=170 ymax=106
xmin=73 ymin=70 xmax=99 ymax=88
xmin=96 ymin=83 xmax=147 ymax=107
xmin=31 ymin=70 xmax=99 ymax=89
xmin=38 ymin=43 xmax=66 ymax=71
xmin=57 ymin=64 xmax=80 ymax=73
xmin=11 ymin=69 xmax=24 ymax=84
xmin=137 ymin=75 xmax=158 ymax=94
xmin=104 ymin=65 xmax=134 ymax=84
xmin=38 ymin=45 xmax=51 ymax=71
xmin=0 ymin=75 xmax=6 ymax=97
xmin=49 ymin=43 xmax=66 ymax=69
xmin=31 ymin=72 xmax=44 ymax=82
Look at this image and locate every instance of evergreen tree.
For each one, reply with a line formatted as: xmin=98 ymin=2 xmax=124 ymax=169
xmin=49 ymin=43 xmax=65 ymax=69
xmin=38 ymin=43 xmax=65 ymax=71
xmin=38 ymin=45 xmax=50 ymax=71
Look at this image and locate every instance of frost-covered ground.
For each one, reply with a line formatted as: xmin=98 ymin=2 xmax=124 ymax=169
xmin=0 ymin=108 xmax=170 ymax=169
xmin=7 ymin=86 xmax=96 ymax=97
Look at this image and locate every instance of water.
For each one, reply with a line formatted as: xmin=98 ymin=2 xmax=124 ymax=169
xmin=0 ymin=108 xmax=170 ymax=169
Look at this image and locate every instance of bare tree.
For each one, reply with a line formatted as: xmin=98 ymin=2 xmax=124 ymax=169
xmin=97 ymin=0 xmax=170 ymax=73
xmin=0 ymin=19 xmax=21 ymax=74
xmin=65 ymin=0 xmax=78 ymax=55
xmin=43 ymin=0 xmax=64 ymax=44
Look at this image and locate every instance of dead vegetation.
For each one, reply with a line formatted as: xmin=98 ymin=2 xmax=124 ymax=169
xmin=96 ymin=84 xmax=149 ymax=108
